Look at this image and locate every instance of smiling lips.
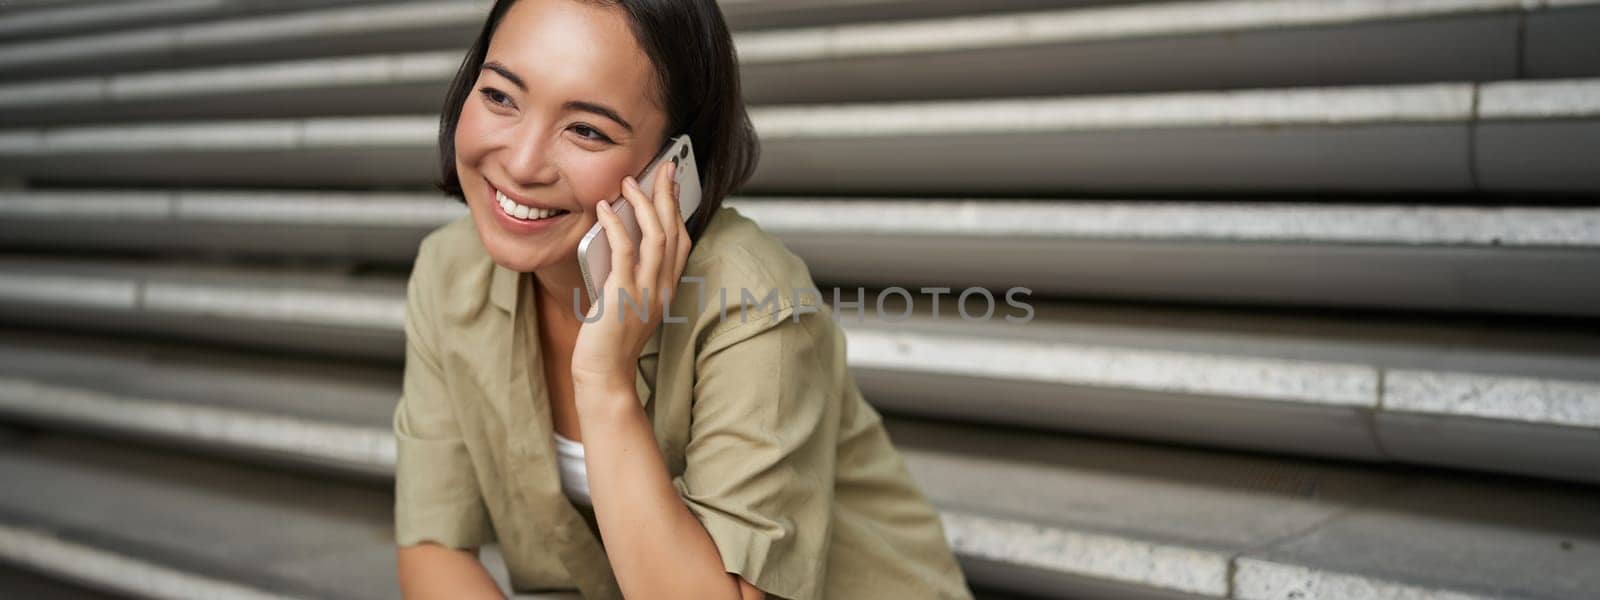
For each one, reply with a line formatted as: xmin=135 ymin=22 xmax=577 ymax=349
xmin=494 ymin=186 xmax=570 ymax=222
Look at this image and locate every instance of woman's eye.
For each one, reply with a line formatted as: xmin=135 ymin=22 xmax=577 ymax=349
xmin=478 ymin=87 xmax=512 ymax=108
xmin=572 ymin=124 xmax=613 ymax=143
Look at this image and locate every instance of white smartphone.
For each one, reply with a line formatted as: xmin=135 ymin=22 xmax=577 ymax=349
xmin=577 ymin=134 xmax=702 ymax=306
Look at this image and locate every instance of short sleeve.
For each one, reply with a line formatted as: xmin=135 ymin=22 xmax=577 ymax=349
xmin=672 ymin=303 xmax=843 ymax=600
xmin=393 ymin=247 xmax=494 ymax=550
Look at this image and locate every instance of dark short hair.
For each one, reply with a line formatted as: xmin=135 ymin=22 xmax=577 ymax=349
xmin=436 ymin=0 xmax=760 ymax=243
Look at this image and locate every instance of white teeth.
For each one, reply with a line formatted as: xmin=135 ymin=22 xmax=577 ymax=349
xmin=495 ymin=188 xmax=566 ymax=222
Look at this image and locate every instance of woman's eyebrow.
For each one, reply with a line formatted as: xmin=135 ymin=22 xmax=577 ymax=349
xmin=481 ymin=61 xmax=635 ymax=133
xmin=564 ymin=100 xmax=634 ymax=133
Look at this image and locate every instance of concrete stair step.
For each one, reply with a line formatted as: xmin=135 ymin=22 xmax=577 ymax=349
xmin=2 ymin=403 xmax=1596 ymax=599
xmin=8 ymin=0 xmax=1599 ymax=124
xmin=740 ymin=198 xmax=1600 ymax=318
xmin=6 ymin=191 xmax=1599 ymax=317
xmin=0 ymin=189 xmax=463 ymax=266
xmin=887 ymin=416 xmax=1600 ymax=600
xmin=3 ymin=78 xmax=1596 ymax=193
xmin=0 ymin=50 xmax=462 ymax=127
xmin=732 ymin=0 xmax=1600 ymax=104
xmin=0 ymin=0 xmax=1145 ymax=78
xmin=0 ymin=256 xmax=406 ymax=359
xmin=717 ymin=0 xmax=1120 ymax=31
xmin=0 ymin=1 xmax=490 ymax=80
xmin=1 ymin=259 xmax=1596 ymax=484
xmin=843 ymin=295 xmax=1600 ymax=484
xmin=0 ymin=328 xmax=401 ymax=478
xmin=0 ymin=426 xmax=1073 ymax=599
xmin=0 ymin=0 xmax=407 ymax=43
xmin=0 ymin=428 xmax=578 ymax=600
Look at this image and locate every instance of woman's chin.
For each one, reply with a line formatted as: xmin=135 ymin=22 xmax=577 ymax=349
xmin=468 ymin=213 xmax=541 ymax=270
xmin=484 ymin=240 xmax=560 ymax=273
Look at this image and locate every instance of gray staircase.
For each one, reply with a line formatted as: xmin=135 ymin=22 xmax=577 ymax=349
xmin=5 ymin=191 xmax=1600 ymax=315
xmin=2 ymin=264 xmax=1597 ymax=483
xmin=0 ymin=0 xmax=420 ymax=43
xmin=11 ymin=0 xmax=1600 ymax=125
xmin=1 ymin=333 xmax=1596 ymax=599
xmin=5 ymin=79 xmax=1599 ymax=193
xmin=2 ymin=1 xmax=1598 ymax=599
xmin=0 ymin=426 xmax=591 ymax=599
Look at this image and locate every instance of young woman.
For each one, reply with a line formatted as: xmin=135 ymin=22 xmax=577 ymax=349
xmin=392 ymin=1 xmax=972 ymax=598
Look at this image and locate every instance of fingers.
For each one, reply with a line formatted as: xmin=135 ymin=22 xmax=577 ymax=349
xmin=653 ymin=160 xmax=680 ymax=258
xmin=593 ymin=198 xmax=635 ymax=291
xmin=621 ymin=174 xmax=663 ymax=305
xmin=672 ymin=214 xmax=690 ymax=291
xmin=653 ymin=161 xmax=683 ymax=308
xmin=661 ymin=199 xmax=691 ymax=317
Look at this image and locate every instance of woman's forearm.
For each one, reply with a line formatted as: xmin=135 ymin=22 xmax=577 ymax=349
xmin=396 ymin=543 xmax=506 ymax=600
xmin=575 ymin=381 xmax=744 ymax=600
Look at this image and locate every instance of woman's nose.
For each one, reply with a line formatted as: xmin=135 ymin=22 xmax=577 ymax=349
xmin=501 ymin=132 xmax=559 ymax=186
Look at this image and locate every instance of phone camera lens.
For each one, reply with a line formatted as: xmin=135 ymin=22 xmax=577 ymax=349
xmin=678 ymin=145 xmax=688 ymax=159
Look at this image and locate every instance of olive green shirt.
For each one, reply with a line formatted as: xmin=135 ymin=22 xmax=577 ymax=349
xmin=393 ymin=206 xmax=973 ymax=600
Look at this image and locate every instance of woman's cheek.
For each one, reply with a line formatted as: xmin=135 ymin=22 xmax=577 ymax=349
xmin=563 ymin=152 xmax=631 ymax=212
xmin=454 ymin=106 xmax=490 ymax=163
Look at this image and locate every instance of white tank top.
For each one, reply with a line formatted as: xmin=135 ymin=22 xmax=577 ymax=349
xmin=552 ymin=430 xmax=592 ymax=506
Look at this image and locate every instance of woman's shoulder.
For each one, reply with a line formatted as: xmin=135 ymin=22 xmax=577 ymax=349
xmin=408 ymin=212 xmax=498 ymax=318
xmin=415 ymin=212 xmax=488 ymax=274
xmin=684 ymin=206 xmax=826 ymax=323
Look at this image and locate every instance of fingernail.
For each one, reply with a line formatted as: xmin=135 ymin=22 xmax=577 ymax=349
xmin=599 ymin=200 xmax=612 ymax=213
xmin=624 ymin=176 xmax=637 ymax=189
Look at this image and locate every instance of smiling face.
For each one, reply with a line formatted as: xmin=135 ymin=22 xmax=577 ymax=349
xmin=456 ymin=0 xmax=670 ymax=273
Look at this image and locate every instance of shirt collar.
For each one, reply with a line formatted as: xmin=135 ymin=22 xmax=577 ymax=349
xmin=491 ymin=260 xmax=517 ymax=314
xmin=499 ymin=261 xmax=662 ymax=410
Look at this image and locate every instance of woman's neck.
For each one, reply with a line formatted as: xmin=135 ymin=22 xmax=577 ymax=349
xmin=532 ymin=256 xmax=589 ymax=442
xmin=532 ymin=256 xmax=592 ymax=325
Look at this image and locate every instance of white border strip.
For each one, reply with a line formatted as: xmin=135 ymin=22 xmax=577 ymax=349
xmin=0 ymin=273 xmax=138 ymax=310
xmin=142 ymin=283 xmax=405 ymax=330
xmin=1233 ymin=557 xmax=1496 ymax=600
xmin=0 ymin=116 xmax=437 ymax=154
xmin=729 ymin=199 xmax=1600 ymax=247
xmin=0 ymin=190 xmax=172 ymax=219
xmin=0 ymin=268 xmax=403 ymax=331
xmin=174 ymin=191 xmax=464 ymax=227
xmin=941 ymin=509 xmax=1231 ymax=596
xmin=6 ymin=191 xmax=1597 ymax=248
xmin=749 ymin=83 xmax=1474 ymax=137
xmin=112 ymin=51 xmax=459 ymax=100
xmin=845 ymin=327 xmax=1378 ymax=407
xmin=1384 ymin=369 xmax=1600 ymax=428
xmin=0 ymin=190 xmax=465 ymax=227
xmin=736 ymin=0 xmax=1544 ymax=63
xmin=1479 ymin=78 xmax=1600 ymax=119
